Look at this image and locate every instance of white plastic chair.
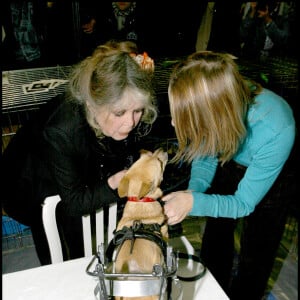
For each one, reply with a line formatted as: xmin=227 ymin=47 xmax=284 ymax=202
xmin=42 ymin=195 xmax=117 ymax=264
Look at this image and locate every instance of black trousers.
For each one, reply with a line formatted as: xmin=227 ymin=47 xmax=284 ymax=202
xmin=200 ymin=160 xmax=289 ymax=300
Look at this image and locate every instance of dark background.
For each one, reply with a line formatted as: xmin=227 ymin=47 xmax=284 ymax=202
xmin=2 ymin=1 xmax=297 ymax=71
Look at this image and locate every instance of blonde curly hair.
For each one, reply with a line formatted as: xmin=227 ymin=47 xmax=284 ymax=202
xmin=67 ymin=40 xmax=157 ymax=138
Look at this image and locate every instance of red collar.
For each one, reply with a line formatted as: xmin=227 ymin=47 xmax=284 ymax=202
xmin=127 ymin=196 xmax=156 ymax=202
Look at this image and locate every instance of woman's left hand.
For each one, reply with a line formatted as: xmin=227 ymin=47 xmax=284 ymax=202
xmin=161 ymin=191 xmax=193 ymax=225
xmin=82 ymin=18 xmax=96 ymax=34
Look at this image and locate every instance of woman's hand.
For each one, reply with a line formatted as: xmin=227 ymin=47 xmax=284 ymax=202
xmin=249 ymin=2 xmax=257 ymax=18
xmin=162 ymin=191 xmax=193 ymax=225
xmin=107 ymin=170 xmax=127 ymax=190
xmin=82 ymin=18 xmax=96 ymax=34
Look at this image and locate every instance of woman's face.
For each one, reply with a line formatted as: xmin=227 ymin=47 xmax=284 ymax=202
xmin=94 ymin=89 xmax=145 ymax=140
xmin=115 ymin=2 xmax=132 ymax=11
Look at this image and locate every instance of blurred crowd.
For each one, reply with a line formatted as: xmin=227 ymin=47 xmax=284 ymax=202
xmin=2 ymin=1 xmax=297 ymax=70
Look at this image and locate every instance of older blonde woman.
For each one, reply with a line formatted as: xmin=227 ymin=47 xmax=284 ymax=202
xmin=2 ymin=40 xmax=156 ymax=265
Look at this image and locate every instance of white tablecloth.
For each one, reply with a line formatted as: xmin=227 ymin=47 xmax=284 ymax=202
xmin=3 ymin=236 xmax=229 ymax=300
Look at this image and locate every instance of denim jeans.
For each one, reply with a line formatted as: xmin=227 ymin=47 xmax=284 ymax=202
xmin=200 ymin=160 xmax=289 ymax=300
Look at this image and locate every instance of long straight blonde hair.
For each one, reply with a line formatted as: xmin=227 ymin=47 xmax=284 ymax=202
xmin=168 ymin=51 xmax=261 ymax=165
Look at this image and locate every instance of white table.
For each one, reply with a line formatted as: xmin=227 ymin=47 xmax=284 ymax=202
xmin=3 ymin=237 xmax=229 ymax=300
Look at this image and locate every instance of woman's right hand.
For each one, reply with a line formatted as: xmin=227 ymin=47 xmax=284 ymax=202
xmin=107 ymin=170 xmax=127 ymax=190
xmin=162 ymin=191 xmax=194 ymax=225
xmin=250 ymin=2 xmax=257 ymax=18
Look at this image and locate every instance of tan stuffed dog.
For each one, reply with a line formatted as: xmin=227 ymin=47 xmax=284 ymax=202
xmin=114 ymin=148 xmax=168 ymax=300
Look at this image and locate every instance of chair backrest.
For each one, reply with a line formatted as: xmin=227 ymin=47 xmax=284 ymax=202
xmin=42 ymin=195 xmax=117 ymax=264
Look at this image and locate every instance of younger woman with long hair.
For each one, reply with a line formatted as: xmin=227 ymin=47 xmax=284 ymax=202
xmin=162 ymin=51 xmax=296 ymax=299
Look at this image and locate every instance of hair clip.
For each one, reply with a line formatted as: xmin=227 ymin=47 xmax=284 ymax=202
xmin=131 ymin=52 xmax=154 ymax=71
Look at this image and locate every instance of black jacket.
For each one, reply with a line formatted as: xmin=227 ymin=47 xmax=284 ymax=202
xmin=2 ymin=95 xmax=142 ymax=226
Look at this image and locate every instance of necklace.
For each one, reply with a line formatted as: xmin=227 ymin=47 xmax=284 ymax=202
xmin=112 ymin=2 xmax=136 ymax=17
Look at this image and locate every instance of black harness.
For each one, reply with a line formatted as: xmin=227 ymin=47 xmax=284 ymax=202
xmin=105 ymin=219 xmax=207 ymax=282
xmin=105 ymin=220 xmax=168 ymax=263
xmin=86 ymin=218 xmax=207 ymax=299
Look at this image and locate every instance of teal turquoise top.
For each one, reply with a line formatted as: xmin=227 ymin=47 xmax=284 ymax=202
xmin=188 ymin=88 xmax=296 ymax=218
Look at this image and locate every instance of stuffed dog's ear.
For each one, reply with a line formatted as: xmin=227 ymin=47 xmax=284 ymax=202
xmin=138 ymin=181 xmax=153 ymax=199
xmin=119 ymin=176 xmax=153 ymax=199
xmin=125 ymin=179 xmax=152 ymax=199
xmin=118 ymin=176 xmax=129 ymax=198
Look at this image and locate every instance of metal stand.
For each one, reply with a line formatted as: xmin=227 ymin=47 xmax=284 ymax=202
xmin=86 ymin=244 xmax=182 ymax=300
